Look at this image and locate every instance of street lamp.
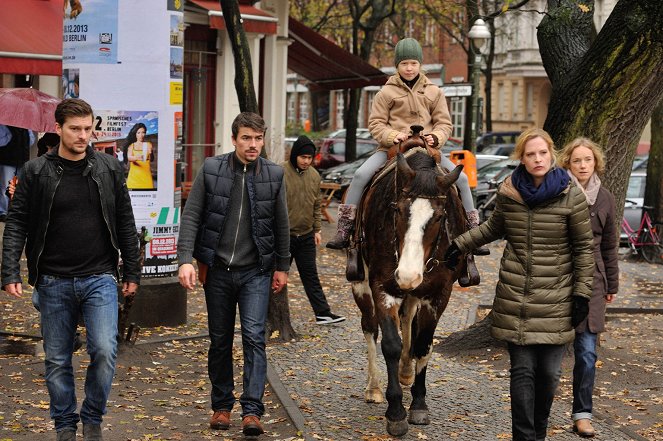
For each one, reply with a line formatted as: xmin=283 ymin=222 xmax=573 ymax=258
xmin=468 ymin=18 xmax=491 ymax=155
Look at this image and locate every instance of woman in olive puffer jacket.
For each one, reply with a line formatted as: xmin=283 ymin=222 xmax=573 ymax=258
xmin=445 ymin=128 xmax=595 ymax=441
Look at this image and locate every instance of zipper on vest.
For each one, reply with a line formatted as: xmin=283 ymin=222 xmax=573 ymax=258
xmin=227 ymin=164 xmax=247 ymax=269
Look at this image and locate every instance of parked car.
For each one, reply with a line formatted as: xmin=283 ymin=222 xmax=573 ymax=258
xmin=474 ymin=158 xmax=519 ymax=220
xmin=475 ymin=154 xmax=508 ymax=170
xmin=622 ymin=171 xmax=647 ymax=240
xmin=632 ymin=154 xmax=648 ymax=171
xmin=314 ymin=137 xmax=377 ymax=170
xmin=481 ymin=143 xmax=516 ymax=156
xmin=327 ymin=128 xmax=373 ymax=139
xmin=475 ymin=131 xmax=521 ymax=152
xmin=319 ymin=152 xmax=373 ymax=198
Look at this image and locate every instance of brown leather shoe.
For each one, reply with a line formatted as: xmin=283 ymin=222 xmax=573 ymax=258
xmin=210 ymin=410 xmax=230 ymax=430
xmin=573 ymin=418 xmax=595 ymax=437
xmin=242 ymin=415 xmax=264 ymax=436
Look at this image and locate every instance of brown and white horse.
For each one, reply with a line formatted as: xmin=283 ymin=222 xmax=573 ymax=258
xmin=352 ymin=151 xmax=466 ymax=436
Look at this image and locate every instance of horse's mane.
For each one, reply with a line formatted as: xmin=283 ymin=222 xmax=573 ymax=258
xmin=372 ymin=152 xmax=443 ymax=209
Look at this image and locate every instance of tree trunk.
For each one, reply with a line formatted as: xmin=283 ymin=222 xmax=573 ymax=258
xmin=646 ymin=100 xmax=663 ymax=223
xmin=218 ymin=0 xmax=259 ymax=113
xmin=540 ymin=0 xmax=663 ymax=221
xmin=344 ymin=88 xmax=362 ymax=162
xmin=266 ymin=284 xmax=298 ymax=342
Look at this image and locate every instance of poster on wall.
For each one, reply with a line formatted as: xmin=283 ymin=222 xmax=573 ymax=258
xmin=134 ymin=207 xmax=180 ymax=278
xmin=63 ymin=0 xmax=119 ymax=64
xmin=62 ymin=69 xmax=80 ymax=99
xmin=92 ymin=110 xmax=159 ymax=206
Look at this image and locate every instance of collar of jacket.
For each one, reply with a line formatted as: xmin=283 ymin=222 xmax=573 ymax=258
xmin=229 ymin=151 xmax=260 ymax=174
xmin=45 ymin=144 xmax=96 ymax=175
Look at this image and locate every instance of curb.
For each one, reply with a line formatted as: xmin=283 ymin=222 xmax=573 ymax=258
xmin=266 ymin=361 xmax=311 ymax=441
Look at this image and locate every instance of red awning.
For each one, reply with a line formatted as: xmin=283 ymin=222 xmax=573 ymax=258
xmin=0 ymin=0 xmax=63 ymax=75
xmin=188 ymin=0 xmax=278 ymax=35
xmin=288 ymin=17 xmax=387 ymax=91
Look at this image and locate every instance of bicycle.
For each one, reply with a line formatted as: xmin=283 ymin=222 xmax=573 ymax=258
xmin=621 ymin=206 xmax=663 ymax=263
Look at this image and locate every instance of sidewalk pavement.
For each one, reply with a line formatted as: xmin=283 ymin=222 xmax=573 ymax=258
xmin=1 ymin=217 xmax=661 ymax=440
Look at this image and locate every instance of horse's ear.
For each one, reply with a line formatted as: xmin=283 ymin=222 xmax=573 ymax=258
xmin=396 ymin=153 xmax=415 ymax=184
xmin=437 ymin=165 xmax=464 ymax=188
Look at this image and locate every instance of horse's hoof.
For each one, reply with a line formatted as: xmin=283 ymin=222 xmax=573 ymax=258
xmin=365 ymin=388 xmax=384 ymax=403
xmin=408 ymin=409 xmax=430 ymax=425
xmin=386 ymin=419 xmax=409 ymax=437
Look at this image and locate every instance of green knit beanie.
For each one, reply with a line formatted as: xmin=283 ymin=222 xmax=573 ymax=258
xmin=394 ymin=38 xmax=423 ymax=66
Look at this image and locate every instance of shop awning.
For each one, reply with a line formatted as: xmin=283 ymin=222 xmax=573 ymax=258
xmin=0 ymin=0 xmax=63 ymax=75
xmin=288 ymin=17 xmax=387 ymax=91
xmin=188 ymin=0 xmax=278 ymax=35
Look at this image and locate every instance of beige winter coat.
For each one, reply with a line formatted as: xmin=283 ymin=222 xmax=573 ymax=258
xmin=368 ymin=73 xmax=452 ymax=150
xmin=453 ymin=177 xmax=595 ymax=346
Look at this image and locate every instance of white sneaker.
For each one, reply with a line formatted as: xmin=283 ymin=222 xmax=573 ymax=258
xmin=315 ymin=313 xmax=346 ymax=325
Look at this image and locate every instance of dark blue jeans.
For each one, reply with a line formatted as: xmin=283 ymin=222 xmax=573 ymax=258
xmin=290 ymin=233 xmax=330 ymax=316
xmin=204 ymin=265 xmax=270 ymax=418
xmin=37 ymin=273 xmax=119 ymax=432
xmin=572 ymin=330 xmax=598 ymax=421
xmin=508 ymin=343 xmax=566 ymax=441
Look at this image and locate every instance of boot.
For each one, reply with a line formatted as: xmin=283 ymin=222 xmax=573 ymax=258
xmin=467 ymin=209 xmax=490 ymax=256
xmin=326 ymin=204 xmax=357 ymax=250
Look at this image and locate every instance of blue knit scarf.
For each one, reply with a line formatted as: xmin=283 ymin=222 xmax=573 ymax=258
xmin=511 ymin=164 xmax=569 ymax=208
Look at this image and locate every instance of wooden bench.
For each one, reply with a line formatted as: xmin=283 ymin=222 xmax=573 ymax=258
xmin=320 ymin=182 xmax=341 ymax=223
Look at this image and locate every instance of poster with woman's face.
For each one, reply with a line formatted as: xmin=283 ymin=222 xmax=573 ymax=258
xmin=92 ymin=110 xmax=159 ymax=200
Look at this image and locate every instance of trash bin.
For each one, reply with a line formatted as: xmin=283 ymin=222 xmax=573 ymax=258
xmin=449 ymin=150 xmax=477 ymax=188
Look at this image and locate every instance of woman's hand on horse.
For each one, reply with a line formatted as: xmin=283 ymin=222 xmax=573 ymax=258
xmin=443 ymin=242 xmax=462 ymax=270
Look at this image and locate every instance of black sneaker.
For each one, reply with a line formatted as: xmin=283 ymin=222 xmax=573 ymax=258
xmin=315 ymin=313 xmax=346 ymax=325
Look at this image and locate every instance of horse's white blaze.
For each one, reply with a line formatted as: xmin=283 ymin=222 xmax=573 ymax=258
xmin=396 ymin=198 xmax=434 ymax=290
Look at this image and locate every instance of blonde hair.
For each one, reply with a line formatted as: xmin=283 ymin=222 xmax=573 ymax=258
xmin=510 ymin=128 xmax=556 ymax=162
xmin=557 ymin=137 xmax=606 ymax=175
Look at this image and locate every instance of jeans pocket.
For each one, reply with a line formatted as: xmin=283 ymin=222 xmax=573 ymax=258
xmin=37 ymin=274 xmax=58 ymax=289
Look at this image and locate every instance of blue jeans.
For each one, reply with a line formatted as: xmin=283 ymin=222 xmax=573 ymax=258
xmin=37 ymin=273 xmax=119 ymax=432
xmin=572 ymin=330 xmax=598 ymax=421
xmin=204 ymin=265 xmax=270 ymax=417
xmin=508 ymin=343 xmax=566 ymax=441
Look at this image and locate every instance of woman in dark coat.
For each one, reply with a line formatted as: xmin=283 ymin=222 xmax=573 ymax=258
xmin=445 ymin=128 xmax=595 ymax=441
xmin=558 ymin=138 xmax=619 ymax=438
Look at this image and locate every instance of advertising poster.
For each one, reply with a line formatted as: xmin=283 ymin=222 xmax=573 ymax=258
xmin=62 ymin=69 xmax=80 ymax=99
xmin=136 ymin=207 xmax=180 ymax=277
xmin=63 ymin=0 xmax=119 ymax=64
xmin=92 ymin=110 xmax=159 ymax=201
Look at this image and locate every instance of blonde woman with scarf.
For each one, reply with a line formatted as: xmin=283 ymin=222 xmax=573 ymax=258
xmin=558 ymin=137 xmax=619 ymax=438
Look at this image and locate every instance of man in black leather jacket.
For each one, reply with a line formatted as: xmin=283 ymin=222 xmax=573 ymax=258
xmin=1 ymin=98 xmax=140 ymax=441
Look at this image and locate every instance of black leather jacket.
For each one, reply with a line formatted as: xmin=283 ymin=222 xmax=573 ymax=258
xmin=1 ymin=146 xmax=141 ymax=287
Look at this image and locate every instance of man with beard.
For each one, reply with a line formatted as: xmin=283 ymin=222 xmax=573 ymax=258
xmin=1 ymin=98 xmax=140 ymax=441
xmin=177 ymin=112 xmax=290 ymax=437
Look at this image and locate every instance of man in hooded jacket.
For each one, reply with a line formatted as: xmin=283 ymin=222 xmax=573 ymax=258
xmin=282 ymin=135 xmax=345 ymax=325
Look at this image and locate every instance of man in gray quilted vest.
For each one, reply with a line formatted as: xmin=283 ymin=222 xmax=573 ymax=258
xmin=177 ymin=112 xmax=290 ymax=437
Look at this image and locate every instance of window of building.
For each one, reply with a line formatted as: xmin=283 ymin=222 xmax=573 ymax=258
xmin=335 ymin=92 xmax=344 ymax=129
xmin=299 ymin=93 xmax=308 ymax=124
xmin=526 ymin=83 xmax=534 ymax=120
xmin=450 ymin=97 xmax=465 ymax=139
xmin=511 ymin=82 xmax=519 ymax=120
xmin=497 ymin=83 xmax=505 ymax=119
xmin=287 ymin=94 xmax=296 ymax=124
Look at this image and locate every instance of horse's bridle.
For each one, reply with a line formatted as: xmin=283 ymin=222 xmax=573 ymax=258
xmin=392 ymin=173 xmax=448 ymax=274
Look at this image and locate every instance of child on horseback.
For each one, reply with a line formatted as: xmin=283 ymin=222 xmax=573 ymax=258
xmin=326 ymin=37 xmax=489 ymax=255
